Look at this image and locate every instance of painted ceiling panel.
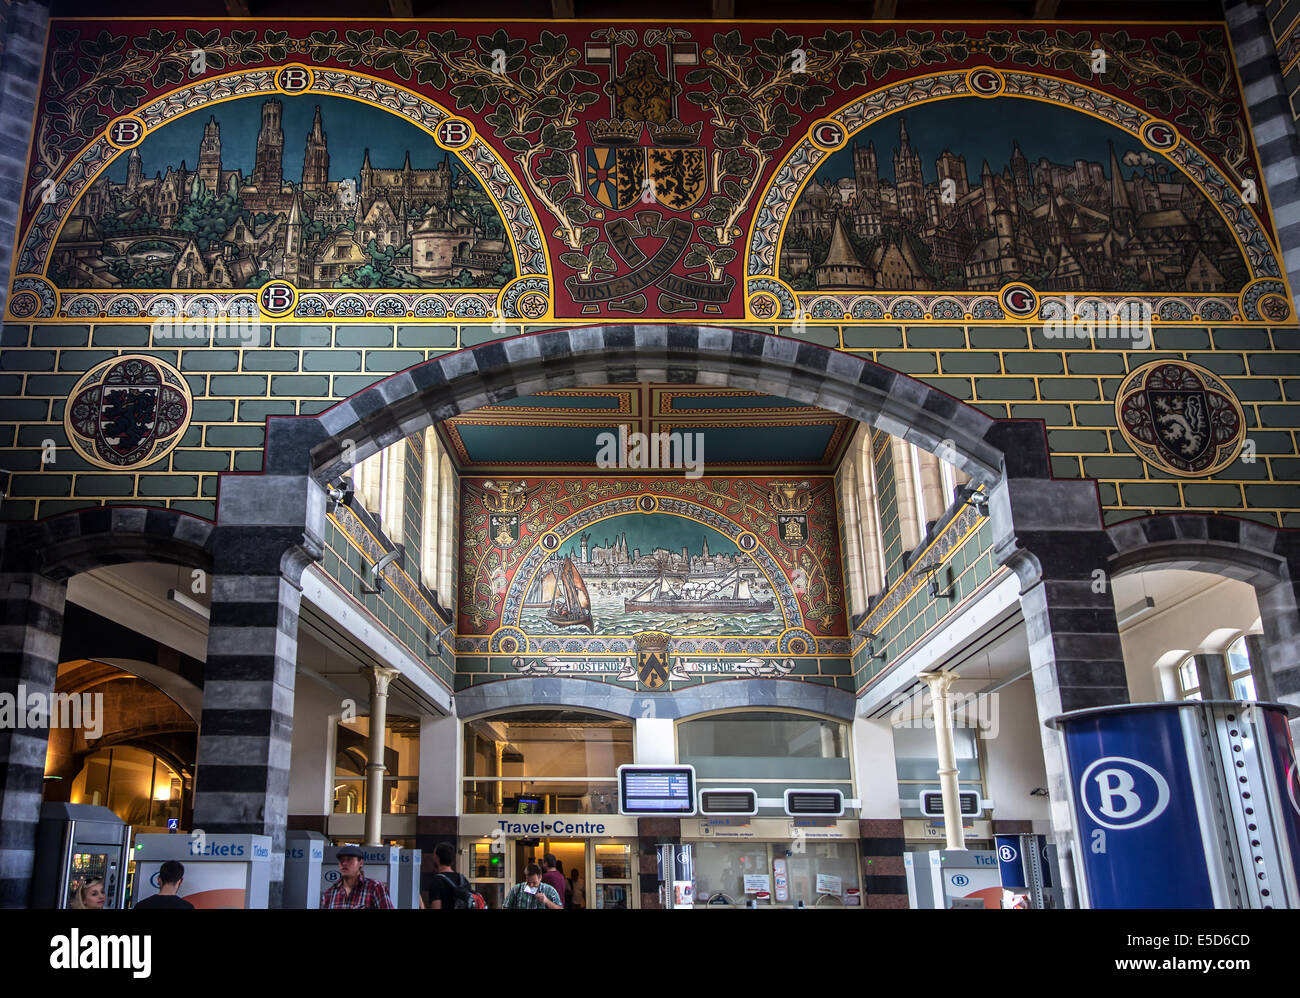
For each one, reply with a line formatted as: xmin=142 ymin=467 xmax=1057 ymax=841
xmin=441 ymin=384 xmax=854 ymax=471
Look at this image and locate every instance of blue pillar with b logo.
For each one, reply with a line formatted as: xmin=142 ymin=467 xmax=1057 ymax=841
xmin=1049 ymin=702 xmax=1300 ymax=909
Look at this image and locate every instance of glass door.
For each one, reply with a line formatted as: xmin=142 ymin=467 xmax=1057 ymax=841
xmin=465 ymin=841 xmax=506 ymax=908
xmin=592 ymin=842 xmax=633 ymax=909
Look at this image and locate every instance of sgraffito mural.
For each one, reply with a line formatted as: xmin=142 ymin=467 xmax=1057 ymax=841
xmin=7 ymin=19 xmax=1291 ymax=325
xmin=457 ymin=476 xmax=850 ymax=690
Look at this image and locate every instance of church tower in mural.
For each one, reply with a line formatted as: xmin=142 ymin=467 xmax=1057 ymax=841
xmin=252 ymin=98 xmax=284 ymax=191
xmin=197 ymin=116 xmax=222 ymax=193
xmin=302 ymin=106 xmax=330 ymax=192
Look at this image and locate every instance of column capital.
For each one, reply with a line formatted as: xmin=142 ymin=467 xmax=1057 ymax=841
xmin=917 ymin=670 xmax=957 ymax=695
xmin=363 ymin=665 xmax=401 ymax=696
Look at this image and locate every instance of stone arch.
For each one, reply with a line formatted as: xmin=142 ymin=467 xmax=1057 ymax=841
xmin=453 ymin=675 xmax=856 ymax=721
xmin=1105 ymin=513 xmax=1300 ymax=707
xmin=298 ymin=325 xmax=1010 ymax=487
xmin=2 ymin=507 xmax=214 ymax=580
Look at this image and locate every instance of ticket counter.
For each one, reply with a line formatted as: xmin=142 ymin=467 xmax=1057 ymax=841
xmin=459 ymin=815 xmax=639 ymax=909
xmin=680 ymin=818 xmax=863 ymax=908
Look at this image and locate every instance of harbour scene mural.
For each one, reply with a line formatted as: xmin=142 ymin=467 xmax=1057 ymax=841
xmin=458 ymin=477 xmax=848 ymax=671
xmin=517 ymin=513 xmax=784 ymax=636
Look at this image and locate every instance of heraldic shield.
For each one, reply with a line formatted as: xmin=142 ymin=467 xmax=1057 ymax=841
xmin=490 ymin=513 xmax=520 ymax=549
xmin=585 ymin=147 xmax=706 ymax=211
xmin=635 ymin=630 xmax=672 ymax=690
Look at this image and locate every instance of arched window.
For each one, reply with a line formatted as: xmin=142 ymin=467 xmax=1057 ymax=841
xmin=856 ymin=430 xmax=886 ymax=595
xmin=437 ymin=452 xmax=455 ymax=603
xmin=353 ymin=451 xmax=382 ymax=516
xmin=1177 ymin=655 xmax=1202 ymax=701
xmin=69 ymin=745 xmax=183 ymax=830
xmin=911 ymin=444 xmax=946 ymax=528
xmin=382 ymin=440 xmax=406 ymax=545
xmin=839 ymin=458 xmax=867 ymax=616
xmin=890 ymin=437 xmax=923 ymax=552
xmin=421 ymin=427 xmax=440 ymax=588
xmin=1225 ymin=635 xmax=1257 ymax=700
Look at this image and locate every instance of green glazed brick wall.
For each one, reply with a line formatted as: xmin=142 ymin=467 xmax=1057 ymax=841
xmin=1 ymin=320 xmax=1298 ymax=527
xmin=851 ymin=518 xmax=997 ymax=691
xmin=321 ymin=512 xmax=453 ymax=691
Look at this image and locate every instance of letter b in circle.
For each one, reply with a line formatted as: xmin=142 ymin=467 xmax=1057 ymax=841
xmin=1079 ymin=756 xmax=1170 ymax=830
xmin=260 ymin=282 xmax=295 ymax=315
xmin=108 ymin=117 xmax=145 ymax=148
xmin=436 ymin=118 xmax=473 ymax=151
xmin=277 ymin=67 xmax=311 ymax=92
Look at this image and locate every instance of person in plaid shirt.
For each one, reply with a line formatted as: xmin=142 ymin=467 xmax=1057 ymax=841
xmin=502 ymin=864 xmax=562 ymax=909
xmin=321 ymin=845 xmax=395 ymax=909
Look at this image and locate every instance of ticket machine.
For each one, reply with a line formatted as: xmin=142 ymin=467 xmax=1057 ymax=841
xmin=133 ymin=833 xmax=272 ymax=908
xmin=283 ymin=831 xmax=326 ymax=909
xmin=32 ymin=802 xmax=131 ymax=909
xmin=321 ymin=844 xmax=400 ymax=900
xmin=396 ymin=848 xmax=422 ymax=909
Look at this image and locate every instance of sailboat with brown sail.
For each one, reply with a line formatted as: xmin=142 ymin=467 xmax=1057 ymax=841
xmin=546 ymin=556 xmax=594 ymax=631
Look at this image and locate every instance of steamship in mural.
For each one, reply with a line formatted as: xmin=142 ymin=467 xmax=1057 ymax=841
xmin=778 ymin=97 xmax=1248 ymax=294
xmin=519 ymin=513 xmax=784 ymax=636
xmin=52 ymin=95 xmax=515 ymax=291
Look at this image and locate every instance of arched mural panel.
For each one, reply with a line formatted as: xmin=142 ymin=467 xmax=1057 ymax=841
xmin=459 ymin=476 xmax=849 ymax=689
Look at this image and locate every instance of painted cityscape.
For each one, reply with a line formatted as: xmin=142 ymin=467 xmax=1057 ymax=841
xmin=52 ymin=94 xmax=515 ymax=291
xmin=518 ymin=513 xmax=783 ymax=636
xmin=778 ymin=97 xmax=1249 ymax=294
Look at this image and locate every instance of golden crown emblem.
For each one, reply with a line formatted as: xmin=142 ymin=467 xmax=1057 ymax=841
xmin=767 ymin=481 xmax=813 ymax=513
xmin=587 ymin=118 xmax=644 ymax=146
xmin=634 ymin=630 xmax=672 ymax=652
xmin=646 ymin=119 xmax=702 ymax=147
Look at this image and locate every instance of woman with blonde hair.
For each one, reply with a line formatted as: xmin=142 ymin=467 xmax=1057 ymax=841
xmin=68 ymin=877 xmax=106 ymax=909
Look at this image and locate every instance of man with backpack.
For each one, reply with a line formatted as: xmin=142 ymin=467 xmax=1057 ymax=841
xmin=425 ymin=842 xmax=481 ymax=909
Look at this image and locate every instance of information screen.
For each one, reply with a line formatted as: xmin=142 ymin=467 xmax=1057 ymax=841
xmin=618 ymin=765 xmax=696 ymax=815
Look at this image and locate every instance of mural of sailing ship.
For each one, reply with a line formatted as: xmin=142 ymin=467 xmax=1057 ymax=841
xmin=625 ymin=568 xmax=774 ymax=614
xmin=525 ymin=555 xmax=594 ymax=631
xmin=517 ymin=513 xmax=783 ymax=636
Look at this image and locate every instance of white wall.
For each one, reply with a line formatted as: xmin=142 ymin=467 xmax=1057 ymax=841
xmin=635 ymin=717 xmax=675 ymax=766
xmin=981 ymin=679 xmax=1049 ymax=824
xmin=852 ymin=718 xmax=900 ymax=818
xmin=287 ymin=673 xmax=339 ymax=817
xmin=419 ymin=714 xmax=462 ymax=816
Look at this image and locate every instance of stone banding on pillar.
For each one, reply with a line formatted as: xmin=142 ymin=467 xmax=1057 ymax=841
xmin=0 ymin=573 xmax=67 ymax=908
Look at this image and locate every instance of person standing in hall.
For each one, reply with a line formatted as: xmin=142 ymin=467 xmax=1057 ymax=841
xmin=425 ymin=842 xmax=473 ymax=909
xmin=133 ymin=861 xmax=194 ymax=909
xmin=321 ymin=844 xmax=395 ymax=909
xmin=541 ymin=853 xmax=567 ymax=907
xmin=502 ymin=863 xmax=562 ymax=909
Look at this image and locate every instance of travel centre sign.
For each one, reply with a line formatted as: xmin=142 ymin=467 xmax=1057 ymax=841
xmin=460 ymin=815 xmax=641 ymax=838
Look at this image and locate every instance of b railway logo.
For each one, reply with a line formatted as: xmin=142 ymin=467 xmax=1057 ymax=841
xmin=1079 ymin=756 xmax=1171 ymax=830
xmin=997 ymin=843 xmax=1017 ymax=864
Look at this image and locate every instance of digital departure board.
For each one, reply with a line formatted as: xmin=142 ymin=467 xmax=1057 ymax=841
xmin=617 ymin=765 xmax=696 ymax=816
